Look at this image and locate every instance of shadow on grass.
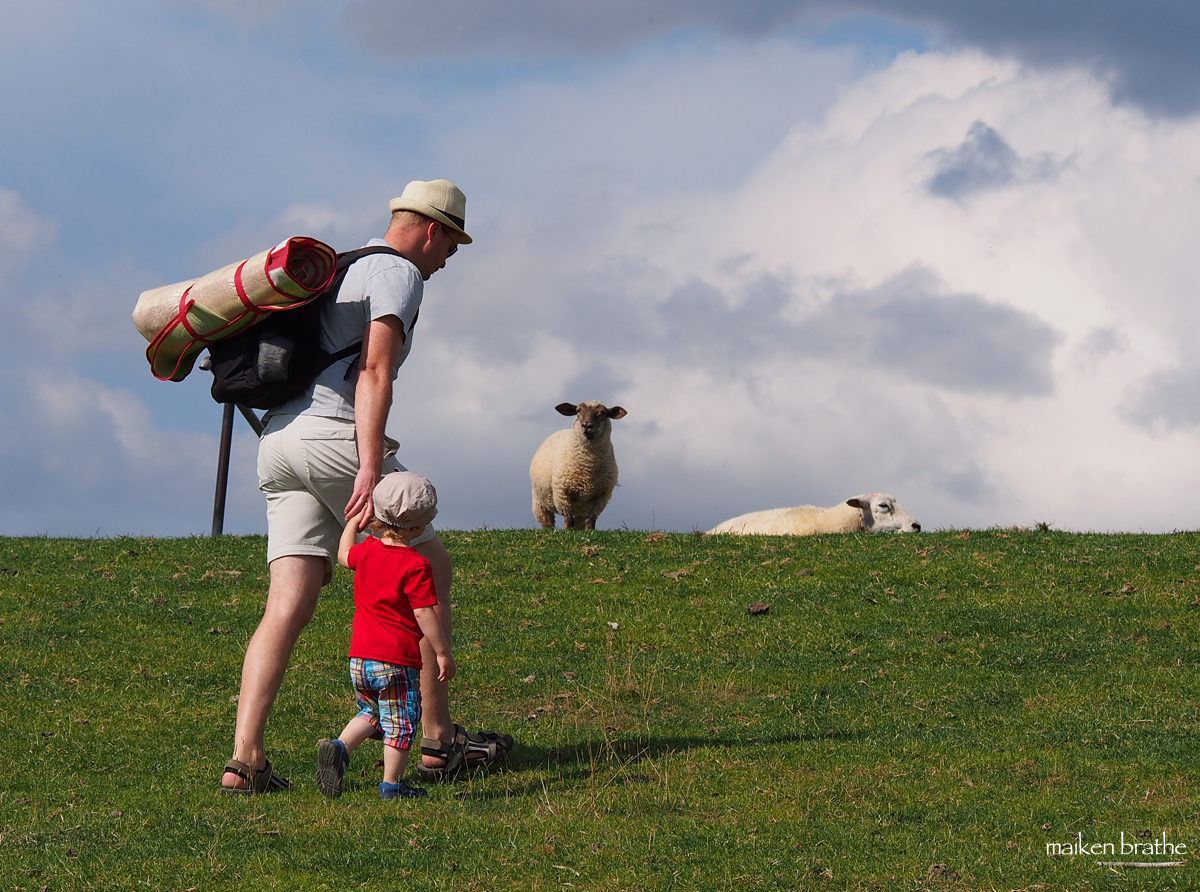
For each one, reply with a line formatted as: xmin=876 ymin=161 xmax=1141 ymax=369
xmin=437 ymin=729 xmax=870 ymax=801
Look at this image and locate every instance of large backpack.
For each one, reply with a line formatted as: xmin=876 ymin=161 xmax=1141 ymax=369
xmin=207 ymin=245 xmax=405 ymax=409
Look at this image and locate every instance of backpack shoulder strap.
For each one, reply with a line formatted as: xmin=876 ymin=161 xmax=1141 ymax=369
xmin=321 ymin=245 xmax=407 ymax=371
xmin=321 ymin=244 xmax=406 ymax=307
xmin=333 ymin=245 xmax=404 ymax=273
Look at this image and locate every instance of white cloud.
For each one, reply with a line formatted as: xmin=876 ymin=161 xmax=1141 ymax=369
xmin=0 ymin=370 xmax=261 ymax=537
xmin=394 ymin=50 xmax=1200 ymax=533
xmin=0 ymin=188 xmax=55 ymax=275
xmin=22 ymin=257 xmax=165 ymax=362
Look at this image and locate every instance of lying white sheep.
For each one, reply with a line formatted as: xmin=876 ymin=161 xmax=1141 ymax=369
xmin=707 ymin=493 xmax=920 ymax=536
xmin=531 ymin=401 xmax=627 ymax=530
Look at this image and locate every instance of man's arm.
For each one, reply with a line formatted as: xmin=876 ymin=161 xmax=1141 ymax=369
xmin=345 ymin=314 xmax=405 ymax=528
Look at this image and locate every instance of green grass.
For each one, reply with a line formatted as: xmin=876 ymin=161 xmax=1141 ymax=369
xmin=2 ymin=528 xmax=1200 ymax=890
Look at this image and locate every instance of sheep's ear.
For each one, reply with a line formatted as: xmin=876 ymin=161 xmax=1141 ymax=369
xmin=846 ymin=495 xmax=871 ymax=509
xmin=606 ymin=406 xmax=627 ymax=420
xmin=555 ymin=402 xmax=579 ymax=416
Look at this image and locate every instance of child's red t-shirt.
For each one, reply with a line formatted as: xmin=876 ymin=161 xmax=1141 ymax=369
xmin=346 ymin=536 xmax=439 ymax=669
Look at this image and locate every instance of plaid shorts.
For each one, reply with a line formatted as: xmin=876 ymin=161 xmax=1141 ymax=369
xmin=348 ymin=657 xmax=422 ymax=750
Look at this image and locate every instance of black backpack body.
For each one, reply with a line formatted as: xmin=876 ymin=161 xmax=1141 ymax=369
xmin=208 ymin=245 xmax=403 ymax=409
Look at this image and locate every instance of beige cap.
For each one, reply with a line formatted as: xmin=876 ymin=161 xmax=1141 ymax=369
xmin=373 ymin=471 xmax=438 ymax=529
xmin=388 ymin=179 xmax=473 ymax=244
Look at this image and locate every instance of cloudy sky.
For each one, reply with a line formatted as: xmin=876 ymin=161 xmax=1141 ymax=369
xmin=3 ymin=0 xmax=1200 ymax=537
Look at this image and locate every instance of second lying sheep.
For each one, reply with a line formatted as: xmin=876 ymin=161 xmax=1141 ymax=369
xmin=708 ymin=494 xmax=920 ymax=536
xmin=531 ymin=401 xmax=627 ymax=530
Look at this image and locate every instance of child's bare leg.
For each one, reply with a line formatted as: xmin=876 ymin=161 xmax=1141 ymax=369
xmin=339 ymin=716 xmax=379 ymax=756
xmin=382 ymin=743 xmax=409 ymax=785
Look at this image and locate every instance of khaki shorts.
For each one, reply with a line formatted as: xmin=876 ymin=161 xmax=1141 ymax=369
xmin=258 ymin=414 xmax=436 ymax=572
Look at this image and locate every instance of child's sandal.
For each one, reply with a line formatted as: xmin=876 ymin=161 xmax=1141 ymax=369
xmin=380 ymin=780 xmax=427 ymax=799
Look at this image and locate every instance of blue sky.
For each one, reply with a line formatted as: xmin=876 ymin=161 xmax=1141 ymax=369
xmin=4 ymin=1 xmax=1200 ymax=536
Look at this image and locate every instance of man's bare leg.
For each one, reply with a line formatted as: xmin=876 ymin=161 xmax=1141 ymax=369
xmin=222 ymin=554 xmax=325 ymax=790
xmin=412 ymin=535 xmax=454 ymax=767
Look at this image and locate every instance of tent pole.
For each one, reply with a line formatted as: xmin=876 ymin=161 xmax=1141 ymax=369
xmin=211 ymin=402 xmax=235 ymax=536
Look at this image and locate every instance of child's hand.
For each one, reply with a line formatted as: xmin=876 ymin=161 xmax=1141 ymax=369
xmin=337 ymin=505 xmax=372 ymax=569
xmin=436 ymin=652 xmax=456 ymax=683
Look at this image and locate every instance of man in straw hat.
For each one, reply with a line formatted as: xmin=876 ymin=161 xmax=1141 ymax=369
xmin=221 ymin=180 xmax=512 ymax=794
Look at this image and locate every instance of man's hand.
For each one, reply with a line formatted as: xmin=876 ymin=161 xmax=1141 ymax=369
xmin=345 ymin=466 xmax=381 ymax=530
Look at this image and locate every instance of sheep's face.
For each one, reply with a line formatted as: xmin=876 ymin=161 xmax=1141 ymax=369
xmin=847 ymin=494 xmax=921 ymax=533
xmin=577 ymin=403 xmax=612 ymax=441
xmin=556 ymin=401 xmax=628 ymax=441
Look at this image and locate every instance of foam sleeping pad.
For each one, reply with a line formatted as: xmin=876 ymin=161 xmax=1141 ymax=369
xmin=133 ymin=236 xmax=337 ymax=382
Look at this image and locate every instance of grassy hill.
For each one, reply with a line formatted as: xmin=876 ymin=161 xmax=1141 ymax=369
xmin=2 ymin=528 xmax=1198 ymax=890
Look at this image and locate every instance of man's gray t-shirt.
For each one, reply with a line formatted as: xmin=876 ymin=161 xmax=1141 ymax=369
xmin=265 ymin=239 xmax=423 ymax=422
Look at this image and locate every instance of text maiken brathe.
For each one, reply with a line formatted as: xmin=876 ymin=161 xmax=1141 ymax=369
xmin=1046 ymin=832 xmax=1187 ymax=857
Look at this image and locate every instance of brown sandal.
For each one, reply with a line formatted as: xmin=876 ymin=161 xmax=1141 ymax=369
xmin=221 ymin=758 xmax=292 ymax=795
xmin=417 ymin=724 xmax=514 ymax=781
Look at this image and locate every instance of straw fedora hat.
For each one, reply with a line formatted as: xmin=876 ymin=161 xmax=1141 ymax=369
xmin=388 ymin=179 xmax=473 ymax=244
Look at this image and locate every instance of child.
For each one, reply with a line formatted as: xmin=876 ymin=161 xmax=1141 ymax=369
xmin=317 ymin=471 xmax=455 ymax=800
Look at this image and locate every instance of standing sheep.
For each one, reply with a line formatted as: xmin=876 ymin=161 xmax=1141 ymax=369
xmin=531 ymin=401 xmax=627 ymax=530
xmin=707 ymin=494 xmax=920 ymax=536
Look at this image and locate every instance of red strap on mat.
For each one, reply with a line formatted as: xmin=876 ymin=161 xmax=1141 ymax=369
xmin=146 ymin=286 xmax=255 ymax=381
xmin=233 ymin=261 xmax=256 ymax=312
xmin=145 ymin=288 xmax=198 ymax=381
xmin=261 ymin=244 xmax=295 ymax=300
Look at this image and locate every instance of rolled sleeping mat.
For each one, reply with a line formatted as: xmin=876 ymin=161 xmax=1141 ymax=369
xmin=133 ymin=236 xmax=337 ymax=382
